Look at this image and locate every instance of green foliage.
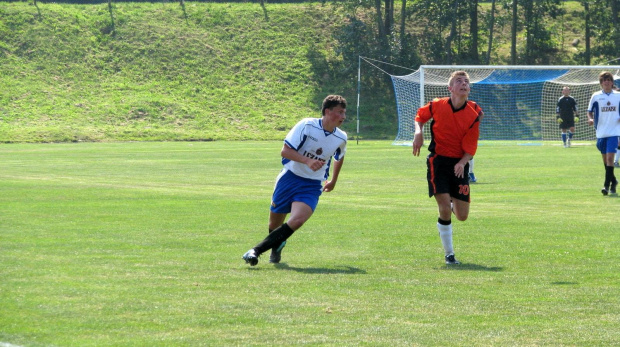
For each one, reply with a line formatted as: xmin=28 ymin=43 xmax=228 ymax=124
xmin=1 ymin=141 xmax=619 ymax=345
xmin=0 ymin=2 xmax=613 ymax=143
xmin=0 ymin=2 xmax=362 ymax=142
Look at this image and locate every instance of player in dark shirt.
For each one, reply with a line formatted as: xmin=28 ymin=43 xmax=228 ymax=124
xmin=556 ymin=86 xmax=579 ymax=148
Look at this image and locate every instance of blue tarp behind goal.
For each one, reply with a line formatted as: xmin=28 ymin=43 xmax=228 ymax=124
xmin=475 ymin=69 xmax=570 ymax=84
xmin=470 ymin=70 xmax=569 ymax=140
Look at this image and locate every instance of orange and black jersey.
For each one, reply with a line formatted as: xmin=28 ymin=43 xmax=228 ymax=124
xmin=415 ymin=97 xmax=482 ymax=158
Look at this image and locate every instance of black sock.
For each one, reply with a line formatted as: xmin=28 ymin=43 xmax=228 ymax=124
xmin=605 ymin=165 xmax=614 ymax=187
xmin=254 ymin=223 xmax=294 ymax=255
xmin=438 ymin=218 xmax=451 ymax=226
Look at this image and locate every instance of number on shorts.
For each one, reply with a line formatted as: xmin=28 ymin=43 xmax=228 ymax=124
xmin=458 ymin=184 xmax=470 ymax=196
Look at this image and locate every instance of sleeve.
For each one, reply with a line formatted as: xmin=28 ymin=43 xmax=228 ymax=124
xmin=572 ymin=98 xmax=578 ymax=112
xmin=587 ymin=94 xmax=597 ymax=112
xmin=462 ymin=104 xmax=481 ymax=156
xmin=334 ymin=141 xmax=346 ymax=161
xmin=415 ymin=101 xmax=434 ymax=124
xmin=283 ymin=119 xmax=308 ymax=151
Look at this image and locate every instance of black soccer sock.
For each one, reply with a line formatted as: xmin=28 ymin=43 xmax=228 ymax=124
xmin=253 ymin=223 xmax=295 ymax=255
xmin=269 ymin=228 xmax=286 ymax=252
xmin=605 ymin=165 xmax=614 ymax=187
xmin=438 ymin=217 xmax=451 ymax=226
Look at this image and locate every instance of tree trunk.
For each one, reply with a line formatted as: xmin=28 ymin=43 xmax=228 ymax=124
xmin=486 ymin=0 xmax=496 ymax=64
xmin=584 ymin=1 xmax=591 ymax=65
xmin=523 ymin=1 xmax=533 ymax=64
xmin=469 ymin=0 xmax=479 ymax=64
xmin=446 ymin=0 xmax=459 ymax=64
xmin=511 ymin=0 xmax=518 ymax=64
xmin=612 ymin=0 xmax=619 ymax=49
xmin=384 ymin=0 xmax=394 ymax=35
xmin=375 ymin=0 xmax=386 ymax=43
xmin=400 ymin=0 xmax=407 ymax=60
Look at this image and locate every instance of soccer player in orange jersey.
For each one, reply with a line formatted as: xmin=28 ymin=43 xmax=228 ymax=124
xmin=412 ymin=71 xmax=482 ymax=265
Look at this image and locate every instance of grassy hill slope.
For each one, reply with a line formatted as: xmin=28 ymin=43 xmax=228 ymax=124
xmin=0 ymin=2 xmax=598 ymax=143
xmin=1 ymin=2 xmax=357 ymax=142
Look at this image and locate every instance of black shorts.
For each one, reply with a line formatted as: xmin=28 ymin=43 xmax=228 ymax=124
xmin=559 ymin=116 xmax=575 ymax=129
xmin=426 ymin=154 xmax=471 ymax=203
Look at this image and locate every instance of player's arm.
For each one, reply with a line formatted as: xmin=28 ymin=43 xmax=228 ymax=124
xmin=281 ymin=144 xmax=324 ymax=172
xmin=457 ymin=113 xmax=480 ymax=178
xmin=412 ymin=120 xmax=425 ymax=156
xmin=323 ymin=157 xmax=344 ymax=192
xmin=573 ymin=102 xmax=579 ymax=121
xmin=555 ymin=104 xmax=563 ymax=123
xmin=587 ymin=110 xmax=594 ymax=126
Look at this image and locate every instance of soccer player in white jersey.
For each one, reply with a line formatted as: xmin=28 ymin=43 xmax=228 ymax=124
xmin=615 ymin=85 xmax=620 ymax=168
xmin=587 ymin=72 xmax=620 ymax=196
xmin=243 ymin=95 xmax=348 ymax=266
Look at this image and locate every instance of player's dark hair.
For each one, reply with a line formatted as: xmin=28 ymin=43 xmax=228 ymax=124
xmin=322 ymin=95 xmax=347 ymax=115
xmin=599 ymin=71 xmax=614 ymax=83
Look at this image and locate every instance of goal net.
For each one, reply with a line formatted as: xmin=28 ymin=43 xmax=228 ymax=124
xmin=390 ymin=65 xmax=620 ymax=145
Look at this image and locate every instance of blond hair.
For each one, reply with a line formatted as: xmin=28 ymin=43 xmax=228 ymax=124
xmin=448 ymin=71 xmax=470 ymax=86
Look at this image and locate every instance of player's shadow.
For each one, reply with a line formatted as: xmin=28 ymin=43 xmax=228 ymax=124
xmin=441 ymin=263 xmax=503 ymax=271
xmin=274 ymin=263 xmax=366 ymax=275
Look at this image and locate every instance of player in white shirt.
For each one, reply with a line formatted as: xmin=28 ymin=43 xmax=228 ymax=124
xmin=587 ymin=72 xmax=620 ymax=195
xmin=243 ymin=95 xmax=348 ymax=266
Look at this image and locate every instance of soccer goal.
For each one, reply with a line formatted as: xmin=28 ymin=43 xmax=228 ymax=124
xmin=389 ymin=65 xmax=620 ymax=145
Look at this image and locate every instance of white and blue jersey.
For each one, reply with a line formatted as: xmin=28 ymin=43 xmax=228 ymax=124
xmin=282 ymin=118 xmax=347 ymax=181
xmin=587 ymin=90 xmax=620 ymax=138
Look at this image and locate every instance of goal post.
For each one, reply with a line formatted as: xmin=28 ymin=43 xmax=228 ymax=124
xmin=390 ymin=65 xmax=620 ymax=145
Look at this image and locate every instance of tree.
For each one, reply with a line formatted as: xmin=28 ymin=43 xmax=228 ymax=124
xmin=582 ymin=0 xmax=591 ymax=65
xmin=445 ymin=0 xmax=460 ymax=64
xmin=375 ymin=0 xmax=387 ymax=46
xmin=589 ymin=0 xmax=620 ymax=62
xmin=485 ymin=0 xmax=497 ymax=64
xmin=384 ymin=0 xmax=394 ymax=34
xmin=511 ymin=0 xmax=518 ymax=64
xmin=467 ymin=0 xmax=480 ymax=64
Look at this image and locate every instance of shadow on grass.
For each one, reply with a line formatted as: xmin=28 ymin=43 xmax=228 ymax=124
xmin=441 ymin=263 xmax=503 ymax=271
xmin=273 ymin=263 xmax=366 ymax=275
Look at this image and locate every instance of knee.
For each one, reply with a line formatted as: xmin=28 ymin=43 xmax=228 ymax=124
xmin=454 ymin=213 xmax=468 ymax=222
xmin=285 ymin=218 xmax=306 ymax=231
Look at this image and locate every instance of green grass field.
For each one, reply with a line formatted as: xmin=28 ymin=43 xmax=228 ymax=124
xmin=1 ymin=141 xmax=618 ymax=346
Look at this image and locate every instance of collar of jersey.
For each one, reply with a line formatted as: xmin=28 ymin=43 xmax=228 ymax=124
xmin=448 ymin=98 xmax=468 ymax=112
xmin=319 ymin=119 xmax=335 ymax=136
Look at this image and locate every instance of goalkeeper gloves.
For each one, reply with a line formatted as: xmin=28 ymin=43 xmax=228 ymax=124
xmin=557 ymin=118 xmax=563 ymax=124
xmin=574 ymin=116 xmax=579 ymax=123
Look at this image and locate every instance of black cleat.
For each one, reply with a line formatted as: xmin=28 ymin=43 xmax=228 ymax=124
xmin=601 ymin=187 xmax=609 ymax=196
xmin=445 ymin=254 xmax=460 ymax=265
xmin=610 ymin=180 xmax=618 ymax=195
xmin=242 ymin=249 xmax=259 ymax=266
xmin=269 ymin=241 xmax=286 ymax=264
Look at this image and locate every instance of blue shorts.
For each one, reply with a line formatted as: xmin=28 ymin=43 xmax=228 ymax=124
xmin=270 ymin=170 xmax=322 ymax=214
xmin=596 ymin=137 xmax=619 ymax=154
